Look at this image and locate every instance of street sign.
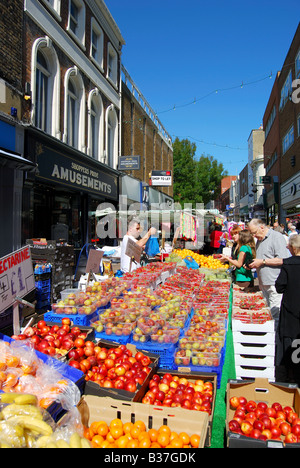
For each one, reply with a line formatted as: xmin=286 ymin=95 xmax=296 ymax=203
xmin=260 ymin=176 xmax=272 ymax=184
xmin=151 ymin=170 xmax=172 ymax=186
xmin=119 ymin=156 xmax=141 ymax=170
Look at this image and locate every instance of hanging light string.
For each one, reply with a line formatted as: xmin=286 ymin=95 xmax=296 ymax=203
xmin=155 ymin=72 xmax=273 ymax=115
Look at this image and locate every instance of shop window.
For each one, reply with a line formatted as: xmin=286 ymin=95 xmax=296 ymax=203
xmin=87 ymin=89 xmax=104 ymax=161
xmin=296 ymin=48 xmax=300 ymax=79
xmin=63 ymin=67 xmax=85 ymax=152
xmin=32 ymin=37 xmax=60 ymax=138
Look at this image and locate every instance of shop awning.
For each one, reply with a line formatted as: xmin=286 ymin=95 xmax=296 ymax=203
xmin=0 ymin=148 xmax=38 ymax=173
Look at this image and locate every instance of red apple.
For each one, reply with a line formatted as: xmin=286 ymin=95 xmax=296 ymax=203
xmin=245 ymin=400 xmax=257 ymax=413
xmin=271 ymin=426 xmax=282 ymax=440
xmin=257 ymin=402 xmax=268 ymax=412
xmin=265 ymin=407 xmax=276 ymax=418
xmin=229 ymin=396 xmax=240 ymax=409
xmin=280 ymin=421 xmax=291 ymax=435
xmin=250 ymin=429 xmax=261 ymax=439
xmin=228 ymin=420 xmax=241 ymax=433
xmin=291 ymin=424 xmax=300 ymax=437
xmin=285 ymin=432 xmax=298 ymax=443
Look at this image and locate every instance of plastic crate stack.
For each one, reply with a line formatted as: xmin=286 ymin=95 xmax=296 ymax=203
xmin=34 ymin=263 xmax=52 ymax=310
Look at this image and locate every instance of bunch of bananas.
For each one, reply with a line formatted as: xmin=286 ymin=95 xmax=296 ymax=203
xmin=0 ymin=393 xmax=90 ymax=448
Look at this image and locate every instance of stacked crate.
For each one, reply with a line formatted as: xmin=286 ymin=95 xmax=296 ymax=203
xmin=26 ymin=240 xmax=75 ymax=307
xmin=232 ymin=288 xmax=275 ymax=381
xmin=34 ymin=263 xmax=52 ymax=310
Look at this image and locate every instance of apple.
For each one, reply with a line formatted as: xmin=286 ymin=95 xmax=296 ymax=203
xmin=279 ymin=422 xmax=291 ymax=435
xmin=228 ymin=419 xmax=241 ymax=432
xmin=245 ymin=400 xmax=257 ymax=413
xmin=241 ymin=421 xmax=253 ymax=435
xmin=271 ymin=426 xmax=282 ymax=440
xmin=250 ymin=429 xmax=261 ymax=439
xmin=285 ymin=432 xmax=298 ymax=443
xmin=291 ymin=424 xmax=300 ymax=437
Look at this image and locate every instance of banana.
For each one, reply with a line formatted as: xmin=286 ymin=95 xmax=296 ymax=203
xmin=0 ymin=393 xmax=37 ymax=406
xmin=80 ymin=437 xmax=91 ymax=448
xmin=69 ymin=432 xmax=82 ymax=448
xmin=8 ymin=415 xmax=53 ymax=436
xmin=1 ymin=404 xmax=43 ymax=420
xmin=46 ymin=442 xmax=57 ymax=448
xmin=14 ymin=394 xmax=38 ymax=406
xmin=35 ymin=435 xmax=51 ymax=448
xmin=56 ymin=439 xmax=71 ymax=448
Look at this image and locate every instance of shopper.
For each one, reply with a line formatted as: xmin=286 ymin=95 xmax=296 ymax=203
xmin=209 ymin=224 xmax=222 ymax=253
xmin=275 ymin=235 xmax=300 ymax=385
xmin=120 ymin=216 xmax=156 ymax=273
xmin=220 ymin=229 xmax=256 ymax=288
xmin=248 ymin=218 xmax=289 ymax=330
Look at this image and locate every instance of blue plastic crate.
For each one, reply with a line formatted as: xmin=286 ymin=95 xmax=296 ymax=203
xmin=44 ymin=310 xmax=98 ymax=326
xmin=93 ymin=330 xmax=131 ymax=344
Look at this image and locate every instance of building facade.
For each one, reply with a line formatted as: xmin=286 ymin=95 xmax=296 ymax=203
xmin=21 ymin=0 xmax=125 ymax=247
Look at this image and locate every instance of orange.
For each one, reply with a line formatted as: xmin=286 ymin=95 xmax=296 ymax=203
xmin=90 ymin=421 xmax=101 ymax=435
xmin=158 ymin=425 xmax=171 ymax=437
xmin=178 ymin=432 xmax=190 ymax=445
xmin=83 ymin=426 xmax=93 ymax=441
xmin=169 ymin=431 xmax=178 ymax=441
xmin=106 ymin=431 xmax=115 ymax=444
xmin=123 ymin=422 xmax=133 ymax=434
xmin=110 ymin=425 xmax=124 ymax=440
xmin=190 ymin=434 xmax=200 ymax=448
xmin=97 ymin=422 xmax=109 ymax=437
xmin=139 ymin=437 xmax=151 ymax=448
xmin=110 ymin=418 xmax=123 ymax=429
xmin=170 ymin=437 xmax=183 ymax=448
xmin=100 ymin=439 xmax=110 ymax=448
xmin=133 ymin=420 xmax=146 ymax=432
xmin=157 ymin=432 xmax=170 ymax=448
xmin=116 ymin=435 xmax=130 ymax=448
xmin=130 ymin=425 xmax=141 ymax=439
xmin=150 ymin=442 xmax=161 ymax=448
xmin=148 ymin=428 xmax=158 ymax=442
xmin=91 ymin=435 xmax=104 ymax=448
xmin=138 ymin=431 xmax=150 ymax=442
xmin=127 ymin=439 xmax=139 ymax=448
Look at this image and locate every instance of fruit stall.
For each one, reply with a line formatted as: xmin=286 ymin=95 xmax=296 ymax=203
xmin=0 ymin=250 xmax=299 ymax=449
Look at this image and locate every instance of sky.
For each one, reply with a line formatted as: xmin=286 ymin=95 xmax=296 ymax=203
xmin=105 ymin=0 xmax=299 ymax=176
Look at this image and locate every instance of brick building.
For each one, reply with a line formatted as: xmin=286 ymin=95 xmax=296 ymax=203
xmin=120 ymin=66 xmax=173 ymax=208
xmin=277 ymin=23 xmax=300 ymax=221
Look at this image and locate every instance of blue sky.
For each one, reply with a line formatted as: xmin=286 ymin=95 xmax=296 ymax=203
xmin=105 ymin=0 xmax=299 ymax=176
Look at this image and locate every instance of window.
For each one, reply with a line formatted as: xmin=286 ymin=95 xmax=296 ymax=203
xmin=32 ymin=37 xmax=60 ymax=138
xmin=87 ymin=89 xmax=104 ymax=160
xmin=296 ymin=49 xmax=300 ymax=79
xmin=265 ymin=105 xmax=276 ymax=138
xmin=282 ymin=126 xmax=294 ymax=154
xmin=41 ymin=0 xmax=61 ymax=18
xmin=297 ymin=114 xmax=300 ymax=137
xmin=280 ymin=70 xmax=292 ymax=110
xmin=106 ymin=105 xmax=118 ymax=168
xmin=90 ymin=19 xmax=104 ymax=71
xmin=63 ymin=67 xmax=85 ymax=152
xmin=67 ymin=0 xmax=85 ymax=47
xmin=107 ymin=43 xmax=117 ymax=86
xmin=35 ymin=51 xmax=49 ymax=131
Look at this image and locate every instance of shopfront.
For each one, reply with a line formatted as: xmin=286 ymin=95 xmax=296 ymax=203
xmin=280 ymin=172 xmax=300 ymax=227
xmin=22 ymin=130 xmax=119 ymax=249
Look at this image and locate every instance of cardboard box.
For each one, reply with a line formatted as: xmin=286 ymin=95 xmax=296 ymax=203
xmin=78 ymin=394 xmax=209 ymax=448
xmin=226 ymin=378 xmax=300 ymax=448
xmin=84 ymin=340 xmax=159 ymax=401
xmin=135 ymin=369 xmax=216 ymax=447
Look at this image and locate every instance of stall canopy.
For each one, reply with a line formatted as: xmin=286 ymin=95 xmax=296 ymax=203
xmin=0 ymin=148 xmax=38 ymax=173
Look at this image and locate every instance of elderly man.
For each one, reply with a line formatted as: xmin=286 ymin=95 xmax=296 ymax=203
xmin=248 ymin=218 xmax=289 ymax=330
xmin=120 ymin=216 xmax=157 ymax=273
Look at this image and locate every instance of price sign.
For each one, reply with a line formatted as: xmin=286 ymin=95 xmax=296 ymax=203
xmin=125 ymin=238 xmax=143 ymax=266
xmin=85 ymin=249 xmax=104 ymax=274
xmin=0 ymin=246 xmax=35 ymax=314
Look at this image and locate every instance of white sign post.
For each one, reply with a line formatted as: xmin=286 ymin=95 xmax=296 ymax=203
xmin=0 ymin=246 xmax=35 ymax=334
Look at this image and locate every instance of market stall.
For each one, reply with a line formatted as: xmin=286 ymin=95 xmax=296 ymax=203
xmin=0 ymin=248 xmax=299 ymax=449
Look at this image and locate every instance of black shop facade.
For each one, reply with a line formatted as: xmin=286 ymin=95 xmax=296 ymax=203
xmin=22 ymin=129 xmax=120 ymax=251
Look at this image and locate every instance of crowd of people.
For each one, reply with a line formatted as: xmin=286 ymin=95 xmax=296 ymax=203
xmin=210 ymin=217 xmax=300 ymax=386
